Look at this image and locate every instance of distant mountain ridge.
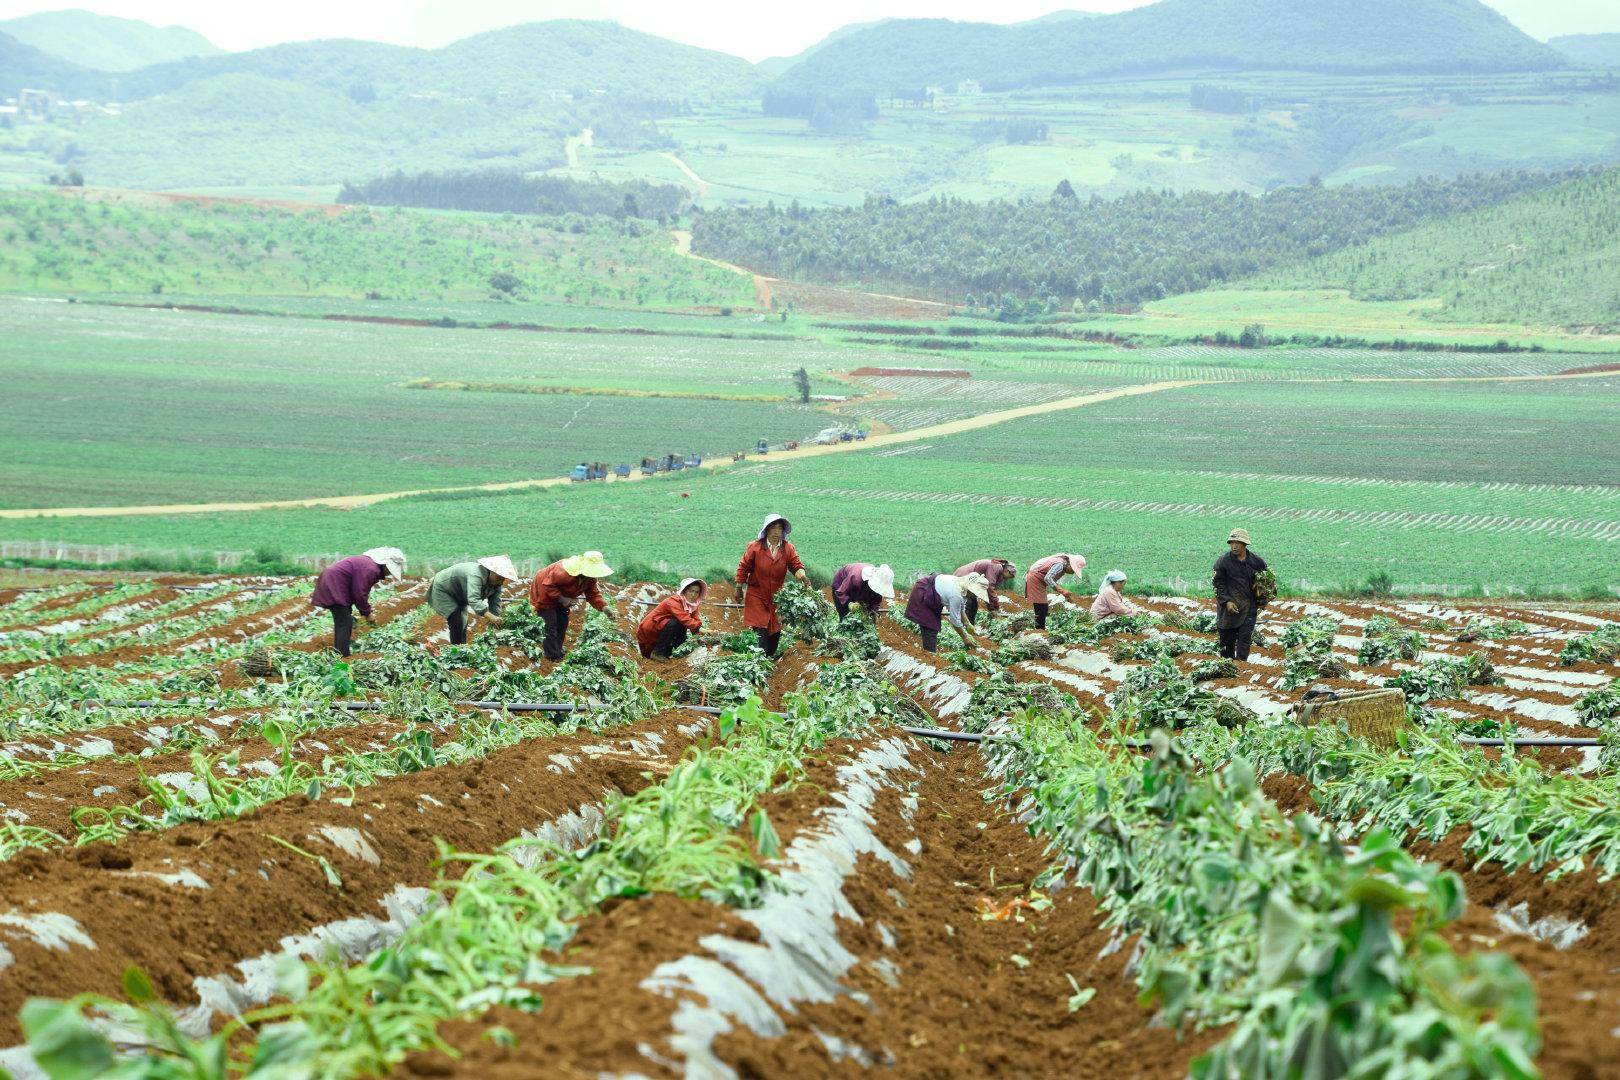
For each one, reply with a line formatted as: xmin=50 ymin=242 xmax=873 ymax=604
xmin=1549 ymin=34 xmax=1620 ymax=69
xmin=771 ymin=0 xmax=1567 ymax=95
xmin=0 ymin=9 xmax=219 ymax=72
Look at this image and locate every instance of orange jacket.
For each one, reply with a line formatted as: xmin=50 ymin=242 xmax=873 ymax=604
xmin=528 ymin=562 xmax=607 ymax=613
xmin=636 ymin=595 xmax=702 ymax=655
xmin=736 ymin=539 xmax=803 ymax=633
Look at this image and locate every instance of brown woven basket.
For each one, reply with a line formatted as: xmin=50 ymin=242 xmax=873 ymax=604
xmin=239 ymin=646 xmax=277 ymax=678
xmin=1295 ymin=688 xmax=1407 ymax=749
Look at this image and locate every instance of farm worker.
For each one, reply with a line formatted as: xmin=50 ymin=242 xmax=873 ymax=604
xmin=904 ymin=572 xmax=989 ymax=653
xmin=425 ymin=555 xmax=514 ymax=646
xmin=954 ymin=558 xmax=1017 ymax=624
xmin=309 ymin=547 xmax=406 ymax=657
xmin=1024 ymin=553 xmax=1086 ymax=630
xmin=529 ymin=551 xmax=615 ymax=662
xmin=736 ymin=513 xmax=809 ymax=658
xmin=637 ymin=578 xmax=706 ymax=659
xmin=1213 ymin=529 xmax=1270 ymax=662
xmin=830 ymin=562 xmax=896 ymax=620
xmin=1090 ymin=570 xmax=1140 ymax=619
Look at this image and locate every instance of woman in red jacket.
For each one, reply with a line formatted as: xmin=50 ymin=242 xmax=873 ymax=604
xmin=735 ymin=513 xmax=808 ymax=657
xmin=637 ymin=578 xmax=707 ymax=658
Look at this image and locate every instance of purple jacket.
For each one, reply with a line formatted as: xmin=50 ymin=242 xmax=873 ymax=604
xmin=311 ymin=555 xmax=386 ymax=617
xmin=831 ymin=563 xmax=884 ymax=612
xmin=904 ymin=575 xmax=943 ymax=632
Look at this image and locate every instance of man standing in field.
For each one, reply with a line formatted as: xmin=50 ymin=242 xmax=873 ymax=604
xmin=1213 ymin=528 xmax=1268 ymax=662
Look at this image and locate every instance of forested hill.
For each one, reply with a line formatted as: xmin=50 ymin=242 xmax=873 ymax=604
xmin=688 ymin=170 xmax=1571 ymax=310
xmin=0 ymin=10 xmax=220 ymax=72
xmin=0 ymin=30 xmax=104 ymax=98
xmin=38 ymin=20 xmax=759 ymax=103
xmin=1550 ymin=34 xmax=1620 ymax=69
xmin=771 ymin=0 xmax=1565 ymax=96
xmin=1247 ymin=167 xmax=1620 ymax=330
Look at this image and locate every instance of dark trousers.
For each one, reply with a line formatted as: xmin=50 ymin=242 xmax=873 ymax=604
xmin=1219 ymin=620 xmax=1256 ymax=661
xmin=755 ymin=628 xmax=782 ymax=657
xmin=446 ymin=609 xmax=467 ymax=645
xmin=646 ymin=619 xmax=688 ymax=659
xmin=918 ymin=626 xmax=940 ymax=653
xmin=1033 ymin=603 xmax=1050 ymax=629
xmin=538 ymin=605 xmax=570 ymax=661
xmin=834 ymin=598 xmax=850 ymax=620
xmin=327 ymin=605 xmax=355 ymax=656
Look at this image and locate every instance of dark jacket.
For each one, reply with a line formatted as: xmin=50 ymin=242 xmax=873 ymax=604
xmin=311 ymin=555 xmax=385 ymax=617
xmin=1213 ymin=551 xmax=1269 ymax=630
xmin=831 ymin=563 xmax=884 ymax=613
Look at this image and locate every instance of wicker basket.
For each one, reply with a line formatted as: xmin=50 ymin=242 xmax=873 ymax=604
xmin=1295 ymin=688 xmax=1407 ymax=749
xmin=239 ymin=646 xmax=277 ymax=678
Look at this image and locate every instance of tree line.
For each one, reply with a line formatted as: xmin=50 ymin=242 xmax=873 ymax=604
xmin=337 ymin=170 xmax=690 ymax=221
xmin=689 ymin=170 xmax=1573 ymax=310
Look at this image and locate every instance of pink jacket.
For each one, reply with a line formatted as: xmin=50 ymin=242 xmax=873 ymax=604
xmin=1024 ymin=554 xmax=1074 ymax=605
xmin=954 ymin=558 xmax=1009 ymax=610
xmin=1090 ymin=584 xmax=1138 ymax=618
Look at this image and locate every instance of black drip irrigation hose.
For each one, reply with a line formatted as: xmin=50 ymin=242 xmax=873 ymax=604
xmin=69 ymin=698 xmax=726 ymax=716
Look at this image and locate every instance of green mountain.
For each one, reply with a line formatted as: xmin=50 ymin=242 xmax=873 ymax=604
xmin=0 ymin=28 xmax=103 ymax=97
xmin=772 ymin=0 xmax=1567 ymax=95
xmin=116 ymin=20 xmax=757 ymax=103
xmin=1248 ymin=166 xmax=1620 ymax=329
xmin=0 ymin=9 xmax=219 ymax=72
xmin=756 ymin=21 xmax=887 ymax=78
xmin=1549 ymin=34 xmax=1620 ymax=70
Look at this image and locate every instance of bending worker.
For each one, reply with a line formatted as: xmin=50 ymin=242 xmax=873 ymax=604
xmin=637 ymin=578 xmax=706 ymax=659
xmin=426 ymin=555 xmax=515 ymax=645
xmin=529 ymin=552 xmax=615 ymax=662
xmin=830 ymin=562 xmax=896 ymax=620
xmin=954 ymin=558 xmax=1016 ymax=624
xmin=1213 ymin=528 xmax=1269 ymax=662
xmin=904 ymin=571 xmax=989 ymax=653
xmin=1090 ymin=569 xmax=1140 ymax=619
xmin=736 ymin=513 xmax=808 ymax=658
xmin=310 ymin=547 xmax=405 ymax=656
xmin=1024 ymin=553 xmax=1086 ymax=630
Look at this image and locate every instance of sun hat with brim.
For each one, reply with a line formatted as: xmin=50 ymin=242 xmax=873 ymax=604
xmin=478 ymin=555 xmax=518 ymax=582
xmin=562 ymin=551 xmax=614 ymax=578
xmin=1067 ymin=554 xmax=1087 ymax=575
xmin=1105 ymin=570 xmax=1127 ymax=585
xmin=862 ymin=563 xmax=897 ymax=600
xmin=364 ymin=547 xmax=407 ymax=580
xmin=957 ymin=572 xmax=991 ymax=604
xmin=677 ymin=577 xmax=708 ymax=601
xmin=757 ymin=513 xmax=792 ymax=541
xmin=1228 ymin=529 xmax=1251 ymax=546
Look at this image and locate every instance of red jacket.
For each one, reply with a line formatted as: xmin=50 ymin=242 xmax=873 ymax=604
xmin=736 ymin=540 xmax=803 ymax=633
xmin=528 ymin=562 xmax=607 ymax=613
xmin=636 ymin=595 xmax=702 ymax=656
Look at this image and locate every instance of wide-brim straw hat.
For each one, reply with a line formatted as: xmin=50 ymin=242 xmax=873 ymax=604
xmin=1228 ymin=529 xmax=1252 ymax=546
xmin=363 ymin=547 xmax=407 ymax=580
xmin=478 ymin=554 xmax=518 ymax=581
xmin=1067 ymin=554 xmax=1087 ymax=575
xmin=677 ymin=577 xmax=708 ymax=601
xmin=863 ymin=563 xmax=897 ymax=599
xmin=562 ymin=551 xmax=614 ymax=578
xmin=957 ymin=572 xmax=991 ymax=604
xmin=757 ymin=513 xmax=792 ymax=541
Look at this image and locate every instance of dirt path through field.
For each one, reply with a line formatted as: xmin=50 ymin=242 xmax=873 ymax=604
xmin=564 ymin=128 xmax=594 ymax=169
xmin=0 ymin=381 xmax=1205 ymax=520
xmin=658 ymin=151 xmax=709 ymax=199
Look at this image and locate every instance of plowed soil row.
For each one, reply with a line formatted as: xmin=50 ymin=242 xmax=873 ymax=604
xmin=0 ymin=709 xmax=709 ymax=1046
xmin=407 ymin=734 xmax=1212 ymax=1078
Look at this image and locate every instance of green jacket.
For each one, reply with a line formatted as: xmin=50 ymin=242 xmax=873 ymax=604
xmin=426 ymin=562 xmax=504 ymax=618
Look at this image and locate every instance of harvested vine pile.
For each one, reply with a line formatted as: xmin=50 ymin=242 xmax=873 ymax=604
xmin=0 ymin=574 xmax=1616 ymax=1078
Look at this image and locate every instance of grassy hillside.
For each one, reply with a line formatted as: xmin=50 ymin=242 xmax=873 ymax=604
xmin=0 ymin=29 xmax=103 ymax=97
xmin=0 ymin=9 xmax=220 ymax=72
xmin=0 ymin=188 xmax=754 ymax=308
xmin=772 ymin=0 xmax=1565 ymax=96
xmin=1549 ymin=34 xmax=1620 ymax=69
xmin=1248 ymin=167 xmax=1620 ymax=329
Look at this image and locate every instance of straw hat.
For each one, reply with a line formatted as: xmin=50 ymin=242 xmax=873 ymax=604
xmin=1228 ymin=529 xmax=1251 ymax=546
xmin=1067 ymin=554 xmax=1087 ymax=575
xmin=363 ymin=547 xmax=407 ymax=580
xmin=862 ymin=563 xmax=897 ymax=599
xmin=477 ymin=554 xmax=518 ymax=581
xmin=562 ymin=551 xmax=614 ymax=578
xmin=957 ymin=572 xmax=991 ymax=604
xmin=757 ymin=513 xmax=792 ymax=541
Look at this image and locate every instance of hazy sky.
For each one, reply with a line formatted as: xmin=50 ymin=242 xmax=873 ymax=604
xmin=2 ymin=0 xmax=1617 ymax=62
